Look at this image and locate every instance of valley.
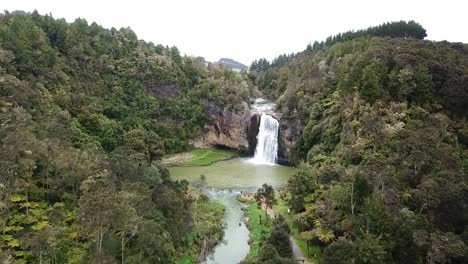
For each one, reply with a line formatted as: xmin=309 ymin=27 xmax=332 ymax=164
xmin=0 ymin=10 xmax=466 ymax=264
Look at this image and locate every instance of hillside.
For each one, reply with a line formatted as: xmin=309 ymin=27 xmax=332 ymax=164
xmin=249 ymin=32 xmax=468 ymax=263
xmin=218 ymin=58 xmax=248 ymax=71
xmin=0 ymin=11 xmax=253 ymax=263
xmin=0 ymin=10 xmax=467 ymax=264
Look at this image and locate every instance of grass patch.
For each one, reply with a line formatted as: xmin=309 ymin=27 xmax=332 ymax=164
xmin=273 ymin=193 xmax=320 ymax=263
xmin=244 ymin=202 xmax=271 ymax=258
xmin=184 ymin=149 xmax=237 ymax=166
xmin=176 ymin=256 xmax=196 ymax=264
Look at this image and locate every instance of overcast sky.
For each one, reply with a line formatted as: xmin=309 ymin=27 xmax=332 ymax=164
xmin=2 ymin=0 xmax=467 ymax=65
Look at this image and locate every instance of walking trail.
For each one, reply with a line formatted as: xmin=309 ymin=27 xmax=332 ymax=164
xmin=260 ymin=202 xmax=311 ymax=264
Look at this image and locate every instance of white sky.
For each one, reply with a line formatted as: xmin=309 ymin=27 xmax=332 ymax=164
xmin=2 ymin=0 xmax=467 ymax=65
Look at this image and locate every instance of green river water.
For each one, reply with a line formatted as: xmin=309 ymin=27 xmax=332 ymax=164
xmin=169 ymin=158 xmax=295 ymax=264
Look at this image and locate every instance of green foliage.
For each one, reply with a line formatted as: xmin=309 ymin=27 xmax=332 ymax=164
xmin=243 ymin=209 xmax=295 ymax=264
xmin=245 ymin=202 xmax=271 ymax=258
xmin=359 ymin=58 xmax=387 ymax=103
xmin=265 ymin=216 xmax=293 ymax=258
xmin=0 ymin=10 xmax=252 ymax=263
xmin=321 ymin=238 xmax=356 ymax=264
xmin=255 ymin=184 xmax=276 ymax=211
xmin=176 ymin=255 xmax=196 ymax=264
xmin=250 ymin=20 xmax=427 ymax=74
xmin=178 ymin=190 xmax=225 ymax=263
xmin=251 ymin=23 xmax=468 ymax=264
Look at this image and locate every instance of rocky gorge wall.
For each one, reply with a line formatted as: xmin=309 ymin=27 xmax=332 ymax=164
xmin=192 ymin=109 xmax=250 ymax=151
xmin=192 ymin=99 xmax=302 ymax=165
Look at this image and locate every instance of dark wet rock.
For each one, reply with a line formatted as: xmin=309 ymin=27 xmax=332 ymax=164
xmin=246 ymin=114 xmax=261 ymax=155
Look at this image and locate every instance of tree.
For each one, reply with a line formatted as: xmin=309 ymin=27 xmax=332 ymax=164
xmin=133 ymin=220 xmax=176 ymax=263
xmin=255 ymin=183 xmax=276 ymax=219
xmin=439 ymin=75 xmax=468 ymax=118
xmin=77 ymin=171 xmax=119 ymax=255
xmin=0 ymin=15 xmax=56 ymax=76
xmin=265 ymin=216 xmax=293 ymax=258
xmin=414 ymin=231 xmax=467 ymax=264
xmin=287 ymin=164 xmax=316 ymax=212
xmin=355 ymin=233 xmax=387 ymax=264
xmin=321 ymin=237 xmax=356 ymax=264
xmin=360 ymin=59 xmax=387 ymax=103
xmin=113 ymin=194 xmax=140 ymax=264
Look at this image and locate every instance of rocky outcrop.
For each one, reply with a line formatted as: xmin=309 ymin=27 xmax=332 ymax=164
xmin=192 ymin=99 xmax=303 ymax=165
xmin=277 ymin=118 xmax=303 ymax=165
xmin=192 ymin=101 xmax=251 ymax=151
xmin=247 ymin=111 xmax=301 ymax=165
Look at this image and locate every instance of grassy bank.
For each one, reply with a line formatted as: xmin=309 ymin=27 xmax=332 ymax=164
xmin=273 ymin=193 xmax=320 ymax=263
xmin=164 ymin=148 xmax=238 ymax=166
xmin=244 ymin=202 xmax=271 ymax=259
xmin=177 ymin=189 xmax=225 ymax=264
xmin=184 ymin=149 xmax=237 ymax=166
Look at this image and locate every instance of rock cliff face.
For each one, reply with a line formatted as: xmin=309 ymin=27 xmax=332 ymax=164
xmin=192 ymin=99 xmax=303 ymax=165
xmin=246 ymin=114 xmax=261 ymax=154
xmin=192 ymin=101 xmax=251 ymax=151
xmin=248 ymin=112 xmax=302 ymax=165
xmin=277 ymin=118 xmax=303 ymax=165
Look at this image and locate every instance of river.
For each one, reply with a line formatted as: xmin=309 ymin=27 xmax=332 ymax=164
xmin=169 ymin=98 xmax=294 ymax=264
xmin=169 ymin=158 xmax=295 ymax=264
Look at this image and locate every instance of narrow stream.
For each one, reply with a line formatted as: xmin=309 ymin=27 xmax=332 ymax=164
xmin=202 ymin=189 xmax=249 ymax=264
xmin=169 ymin=99 xmax=294 ymax=264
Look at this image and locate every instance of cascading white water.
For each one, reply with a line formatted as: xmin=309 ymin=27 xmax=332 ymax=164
xmin=252 ymin=114 xmax=279 ymax=165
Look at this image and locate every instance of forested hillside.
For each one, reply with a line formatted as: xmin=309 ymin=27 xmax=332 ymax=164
xmin=1 ymin=10 xmax=467 ymax=264
xmin=0 ymin=11 xmax=251 ymax=263
xmin=250 ymin=22 xmax=468 ymax=263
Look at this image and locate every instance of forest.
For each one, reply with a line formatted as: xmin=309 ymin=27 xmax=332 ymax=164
xmin=249 ymin=22 xmax=468 ymax=264
xmin=0 ymin=9 xmax=467 ymax=264
xmin=0 ymin=11 xmax=251 ymax=263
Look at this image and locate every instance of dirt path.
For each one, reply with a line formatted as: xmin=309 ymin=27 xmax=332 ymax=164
xmin=290 ymin=237 xmax=311 ymax=263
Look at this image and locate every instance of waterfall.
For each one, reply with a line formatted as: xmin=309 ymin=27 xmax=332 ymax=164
xmin=252 ymin=114 xmax=279 ymax=165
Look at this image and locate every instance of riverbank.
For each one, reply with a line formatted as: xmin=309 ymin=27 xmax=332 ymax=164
xmin=162 ymin=148 xmax=238 ymax=166
xmin=176 ymin=188 xmax=225 ymax=264
xmin=169 ymin=160 xmax=295 ymax=263
xmin=243 ymin=201 xmax=271 ymax=259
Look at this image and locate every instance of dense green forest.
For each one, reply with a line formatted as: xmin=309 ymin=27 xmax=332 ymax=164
xmin=1 ymin=10 xmax=467 ymax=264
xmin=250 ymin=20 xmax=427 ymax=72
xmin=249 ymin=22 xmax=468 ymax=263
xmin=0 ymin=11 xmax=252 ymax=263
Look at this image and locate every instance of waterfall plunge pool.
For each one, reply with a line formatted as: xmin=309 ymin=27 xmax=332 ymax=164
xmin=169 ymin=98 xmax=293 ymax=263
xmin=169 ymin=158 xmax=295 ymax=263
